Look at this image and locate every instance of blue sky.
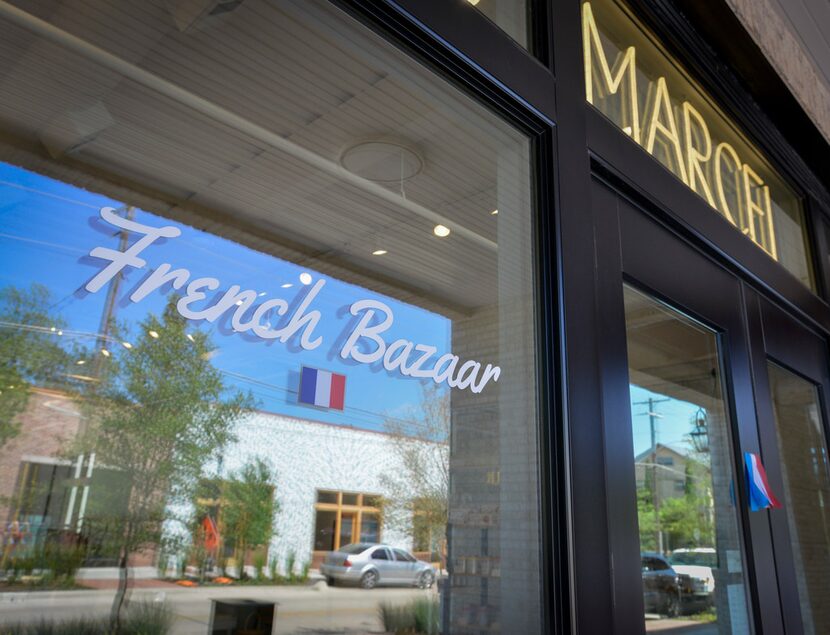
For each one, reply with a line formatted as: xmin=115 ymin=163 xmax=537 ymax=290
xmin=0 ymin=162 xmax=449 ymax=434
xmin=629 ymin=384 xmax=707 ymax=458
xmin=0 ymin=161 xmax=713 ymax=449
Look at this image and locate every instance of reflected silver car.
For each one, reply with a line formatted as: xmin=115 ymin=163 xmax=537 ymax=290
xmin=321 ymin=543 xmax=436 ymax=590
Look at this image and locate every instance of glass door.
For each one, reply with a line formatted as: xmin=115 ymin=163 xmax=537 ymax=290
xmin=593 ymin=178 xmax=783 ymax=634
xmin=622 ymin=286 xmax=749 ymax=630
xmin=745 ymin=291 xmax=830 ymax=635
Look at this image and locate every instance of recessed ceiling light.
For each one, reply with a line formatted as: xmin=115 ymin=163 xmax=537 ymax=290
xmin=235 ymin=300 xmax=243 ymax=306
xmin=433 ymin=224 xmax=451 ymax=238
xmin=76 ymin=360 xmax=86 ymax=365
xmin=258 ymin=292 xmax=267 ymax=296
xmin=186 ymin=333 xmax=195 ymax=342
xmin=101 ymin=349 xmax=110 ymax=357
xmin=149 ymin=330 xmax=159 ymax=339
xmin=372 ymin=249 xmax=388 ymax=256
xmin=281 ymin=283 xmax=293 ymax=289
xmin=122 ymin=341 xmax=132 ymax=349
xmin=57 ymin=330 xmax=63 ymax=336
xmin=491 ymin=209 xmax=498 ymax=215
xmin=299 ymin=272 xmax=313 ymax=285
xmin=50 ymin=326 xmax=56 ymax=332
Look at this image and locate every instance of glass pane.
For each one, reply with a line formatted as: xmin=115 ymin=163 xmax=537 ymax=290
xmin=341 ymin=493 xmax=359 ymax=506
xmin=339 ymin=514 xmax=355 ymax=549
xmin=623 ymin=286 xmax=750 ymax=633
xmin=467 ymin=0 xmax=531 ymax=50
xmin=317 ymin=490 xmax=338 ymax=504
xmin=0 ymin=0 xmax=541 ymax=632
xmin=584 ymin=0 xmax=813 ymax=289
xmin=768 ymin=363 xmax=830 ymax=634
xmin=360 ymin=514 xmax=380 ymax=543
xmin=314 ymin=511 xmax=337 ymax=552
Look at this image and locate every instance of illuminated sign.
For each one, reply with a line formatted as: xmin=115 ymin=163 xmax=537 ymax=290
xmin=84 ymin=206 xmax=500 ymax=394
xmin=583 ymin=1 xmax=791 ymax=260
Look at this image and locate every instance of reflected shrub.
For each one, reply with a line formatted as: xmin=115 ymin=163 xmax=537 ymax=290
xmin=0 ymin=601 xmax=172 ymax=635
xmin=379 ymin=598 xmax=440 ymax=635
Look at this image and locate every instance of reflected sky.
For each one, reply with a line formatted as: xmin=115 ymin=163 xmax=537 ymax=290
xmin=630 ymin=384 xmax=703 ymax=457
xmin=0 ymin=162 xmax=449 ymax=434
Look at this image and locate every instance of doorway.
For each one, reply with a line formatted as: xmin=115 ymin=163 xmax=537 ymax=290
xmin=592 ymin=177 xmax=830 ymax=635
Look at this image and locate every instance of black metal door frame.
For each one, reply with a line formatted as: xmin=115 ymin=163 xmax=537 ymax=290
xmin=592 ymin=172 xmax=797 ymax=633
xmin=744 ymin=290 xmax=830 ymax=634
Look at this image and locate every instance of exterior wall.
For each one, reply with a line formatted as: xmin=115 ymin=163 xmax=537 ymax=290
xmin=2 ymin=389 xmax=444 ymax=576
xmin=726 ymin=0 xmax=830 ymax=143
xmin=223 ymin=411 xmax=443 ymax=574
xmin=0 ymin=388 xmax=81 ymax=529
xmin=635 ymin=445 xmax=689 ymax=506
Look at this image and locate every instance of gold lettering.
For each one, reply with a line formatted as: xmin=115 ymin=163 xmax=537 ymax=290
xmin=682 ymin=102 xmax=716 ymax=208
xmin=583 ymin=2 xmax=640 ymax=142
xmin=714 ymin=142 xmax=740 ymax=227
xmin=645 ymin=77 xmax=688 ymax=185
xmin=743 ymin=164 xmax=777 ymax=258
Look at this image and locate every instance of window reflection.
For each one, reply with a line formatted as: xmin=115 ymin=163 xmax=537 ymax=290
xmin=623 ymin=286 xmax=750 ymax=632
xmin=0 ymin=0 xmax=540 ymax=631
xmin=768 ymin=363 xmax=830 ymax=635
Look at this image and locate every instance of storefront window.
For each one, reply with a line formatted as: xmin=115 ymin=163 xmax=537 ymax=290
xmin=466 ymin=0 xmax=531 ymax=50
xmin=624 ymin=286 xmax=750 ymax=633
xmin=768 ymin=363 xmax=830 ymax=635
xmin=0 ymin=1 xmax=540 ymax=632
xmin=584 ymin=0 xmax=814 ymax=290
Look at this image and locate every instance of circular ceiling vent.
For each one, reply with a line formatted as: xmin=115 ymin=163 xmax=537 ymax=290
xmin=339 ymin=141 xmax=423 ymax=183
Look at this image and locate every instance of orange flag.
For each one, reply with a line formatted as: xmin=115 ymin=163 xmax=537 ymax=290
xmin=202 ymin=516 xmax=220 ymax=551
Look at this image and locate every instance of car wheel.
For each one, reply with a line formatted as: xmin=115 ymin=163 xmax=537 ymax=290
xmin=664 ymin=591 xmax=681 ymax=618
xmin=326 ymin=576 xmax=335 ymax=587
xmin=360 ymin=570 xmax=379 ymax=590
xmin=417 ymin=570 xmax=435 ymax=589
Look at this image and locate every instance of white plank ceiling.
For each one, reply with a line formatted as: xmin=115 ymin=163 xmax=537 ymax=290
xmin=0 ymin=0 xmax=532 ymax=317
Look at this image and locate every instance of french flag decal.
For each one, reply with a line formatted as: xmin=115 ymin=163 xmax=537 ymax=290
xmin=745 ymin=452 xmax=782 ymax=511
xmin=299 ymin=366 xmax=346 ymax=410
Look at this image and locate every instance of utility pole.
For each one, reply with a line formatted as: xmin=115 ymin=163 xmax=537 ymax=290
xmin=72 ymin=206 xmax=134 ymax=530
xmin=635 ymin=397 xmax=669 ymax=554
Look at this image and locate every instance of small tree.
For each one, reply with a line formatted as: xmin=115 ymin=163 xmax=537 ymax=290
xmin=79 ymin=298 xmax=254 ymax=629
xmin=380 ymin=384 xmax=449 ymax=561
xmin=660 ymin=460 xmax=714 ymax=550
xmin=220 ymin=458 xmax=277 ymax=574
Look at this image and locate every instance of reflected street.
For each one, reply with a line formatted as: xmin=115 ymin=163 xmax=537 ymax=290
xmin=0 ymin=583 xmax=436 ymax=634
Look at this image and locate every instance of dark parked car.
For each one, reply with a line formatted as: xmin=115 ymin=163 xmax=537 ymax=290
xmin=641 ymin=552 xmax=694 ymax=617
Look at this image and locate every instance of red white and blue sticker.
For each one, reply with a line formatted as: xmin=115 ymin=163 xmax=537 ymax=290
xmin=745 ymin=452 xmax=781 ymax=511
xmin=299 ymin=366 xmax=346 ymax=410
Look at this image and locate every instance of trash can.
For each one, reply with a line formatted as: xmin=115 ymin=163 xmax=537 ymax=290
xmin=210 ymin=599 xmax=278 ymax=634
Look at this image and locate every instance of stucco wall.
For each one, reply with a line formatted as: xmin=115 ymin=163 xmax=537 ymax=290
xmin=223 ymin=411 xmax=443 ymax=574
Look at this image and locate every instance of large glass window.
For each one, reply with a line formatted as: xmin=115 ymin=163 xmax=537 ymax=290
xmin=0 ymin=1 xmax=541 ymax=632
xmin=466 ymin=0 xmax=532 ymax=50
xmin=624 ymin=286 xmax=750 ymax=633
xmin=583 ymin=0 xmax=813 ymax=289
xmin=768 ymin=363 xmax=830 ymax=635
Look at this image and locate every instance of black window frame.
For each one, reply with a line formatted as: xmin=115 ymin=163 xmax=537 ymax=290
xmin=327 ymin=1 xmax=830 ymax=634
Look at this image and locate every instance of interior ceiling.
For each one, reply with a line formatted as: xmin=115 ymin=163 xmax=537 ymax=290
xmin=0 ymin=0 xmax=527 ymax=317
xmin=625 ymin=297 xmax=722 ymax=411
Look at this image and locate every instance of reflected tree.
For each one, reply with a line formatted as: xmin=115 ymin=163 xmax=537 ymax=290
xmin=78 ymin=297 xmax=254 ymax=629
xmin=0 ymin=284 xmax=75 ymax=446
xmin=220 ymin=458 xmax=277 ymax=574
xmin=380 ymin=383 xmax=449 ymax=560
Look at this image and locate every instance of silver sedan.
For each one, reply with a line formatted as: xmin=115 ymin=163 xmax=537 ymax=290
xmin=320 ymin=543 xmax=436 ymax=590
